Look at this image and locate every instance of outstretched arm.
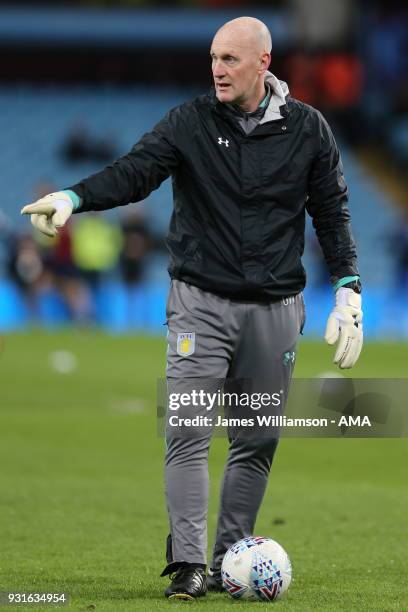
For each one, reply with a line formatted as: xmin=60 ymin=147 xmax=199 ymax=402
xmin=21 ymin=111 xmax=181 ymax=235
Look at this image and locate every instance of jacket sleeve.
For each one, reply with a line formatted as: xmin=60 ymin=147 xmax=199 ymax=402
xmin=67 ymin=110 xmax=181 ymax=213
xmin=306 ymin=111 xmax=359 ymax=286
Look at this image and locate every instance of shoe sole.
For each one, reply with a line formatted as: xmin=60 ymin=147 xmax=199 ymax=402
xmin=168 ymin=593 xmax=195 ymax=601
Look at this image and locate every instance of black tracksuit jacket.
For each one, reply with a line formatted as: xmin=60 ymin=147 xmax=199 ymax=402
xmin=69 ymin=89 xmax=359 ymax=300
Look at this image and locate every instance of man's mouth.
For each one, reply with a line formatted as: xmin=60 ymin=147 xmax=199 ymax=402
xmin=217 ymin=83 xmax=231 ymax=91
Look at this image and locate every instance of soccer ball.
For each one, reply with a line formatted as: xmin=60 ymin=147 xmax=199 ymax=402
xmin=221 ymin=536 xmax=292 ymax=602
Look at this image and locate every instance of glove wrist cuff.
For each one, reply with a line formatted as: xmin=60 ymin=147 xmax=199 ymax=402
xmin=333 ymin=276 xmax=361 ymax=293
xmin=62 ymin=190 xmax=80 ymax=210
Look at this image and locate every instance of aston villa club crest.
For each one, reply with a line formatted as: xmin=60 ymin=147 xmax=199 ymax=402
xmin=177 ymin=332 xmax=196 ymax=357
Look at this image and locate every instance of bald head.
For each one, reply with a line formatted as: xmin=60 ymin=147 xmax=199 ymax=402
xmin=213 ymin=17 xmax=272 ymax=55
xmin=210 ymin=16 xmax=272 ymax=112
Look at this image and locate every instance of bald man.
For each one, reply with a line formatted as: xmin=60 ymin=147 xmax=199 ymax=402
xmin=211 ymin=17 xmax=272 ymax=111
xmin=22 ymin=16 xmax=362 ymax=601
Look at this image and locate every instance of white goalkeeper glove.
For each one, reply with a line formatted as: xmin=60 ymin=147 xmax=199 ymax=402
xmin=325 ymin=287 xmax=363 ymax=369
xmin=21 ymin=191 xmax=75 ymax=237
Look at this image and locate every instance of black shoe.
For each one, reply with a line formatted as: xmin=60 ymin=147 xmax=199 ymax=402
xmin=207 ymin=568 xmax=224 ymax=592
xmin=164 ymin=565 xmax=207 ymax=600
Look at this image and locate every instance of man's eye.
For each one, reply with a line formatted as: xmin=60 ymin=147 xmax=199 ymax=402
xmin=211 ymin=55 xmax=237 ymax=64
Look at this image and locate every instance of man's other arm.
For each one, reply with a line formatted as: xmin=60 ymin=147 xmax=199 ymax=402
xmin=306 ymin=111 xmax=362 ymax=369
xmin=306 ymin=111 xmax=359 ymax=288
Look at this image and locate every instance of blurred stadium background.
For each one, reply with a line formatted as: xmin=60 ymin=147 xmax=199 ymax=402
xmin=0 ymin=0 xmax=406 ymax=337
xmin=0 ymin=2 xmax=407 ymax=610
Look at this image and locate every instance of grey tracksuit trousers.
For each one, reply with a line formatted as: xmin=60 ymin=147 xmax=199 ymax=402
xmin=164 ymin=280 xmax=304 ymax=572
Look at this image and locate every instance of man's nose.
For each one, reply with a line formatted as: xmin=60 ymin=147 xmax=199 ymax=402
xmin=212 ymin=60 xmax=226 ymax=78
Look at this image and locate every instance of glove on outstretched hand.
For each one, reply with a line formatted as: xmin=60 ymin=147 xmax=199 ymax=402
xmin=21 ymin=191 xmax=74 ymax=238
xmin=325 ymin=287 xmax=363 ymax=369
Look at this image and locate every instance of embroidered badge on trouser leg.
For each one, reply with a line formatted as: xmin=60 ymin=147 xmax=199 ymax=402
xmin=177 ymin=332 xmax=196 ymax=357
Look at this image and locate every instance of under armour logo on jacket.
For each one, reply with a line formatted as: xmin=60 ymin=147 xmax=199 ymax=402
xmin=218 ymin=137 xmax=229 ymax=147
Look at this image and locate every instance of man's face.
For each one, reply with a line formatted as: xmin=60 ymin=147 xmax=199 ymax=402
xmin=210 ymin=30 xmax=267 ymax=109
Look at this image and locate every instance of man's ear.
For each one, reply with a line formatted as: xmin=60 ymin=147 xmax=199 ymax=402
xmin=259 ymin=52 xmax=271 ymax=72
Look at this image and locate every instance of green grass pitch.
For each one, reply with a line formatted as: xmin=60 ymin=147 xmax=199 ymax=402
xmin=0 ymin=331 xmax=407 ymax=611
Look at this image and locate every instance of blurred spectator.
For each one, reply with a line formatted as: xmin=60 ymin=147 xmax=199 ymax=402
xmin=16 ymin=181 xmax=93 ymax=322
xmin=61 ymin=121 xmax=117 ymax=164
xmin=71 ymin=213 xmax=123 ymax=291
xmin=8 ymin=181 xmax=56 ymax=316
xmin=7 ymin=234 xmax=46 ymax=314
xmin=120 ymin=210 xmax=151 ymax=286
xmin=46 ymin=224 xmax=93 ymax=324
